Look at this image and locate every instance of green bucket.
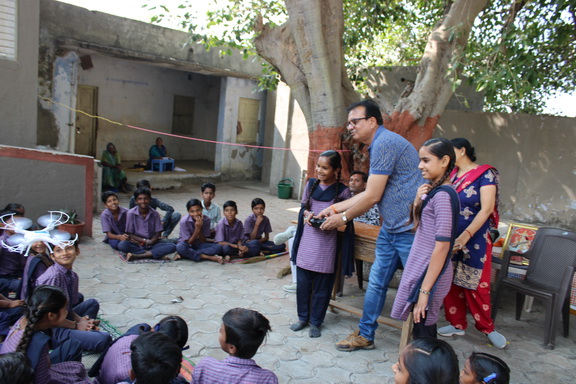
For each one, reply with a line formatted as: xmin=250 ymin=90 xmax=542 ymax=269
xmin=277 ymin=178 xmax=294 ymax=199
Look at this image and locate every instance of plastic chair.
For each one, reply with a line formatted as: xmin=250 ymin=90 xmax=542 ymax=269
xmin=492 ymin=227 xmax=576 ymax=349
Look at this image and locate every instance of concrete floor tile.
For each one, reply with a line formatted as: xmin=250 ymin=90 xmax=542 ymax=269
xmin=69 ymin=185 xmax=576 ymax=383
xmin=276 ymin=359 xmax=314 ymax=379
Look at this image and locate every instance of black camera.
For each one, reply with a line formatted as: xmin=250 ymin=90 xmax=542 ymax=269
xmin=309 ymin=217 xmax=326 ymax=228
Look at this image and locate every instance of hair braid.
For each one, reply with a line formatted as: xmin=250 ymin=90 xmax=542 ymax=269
xmin=408 ymin=138 xmax=456 ymax=230
xmin=332 ymin=170 xmax=343 ymax=204
xmin=15 ymin=285 xmax=67 ymax=355
xmin=305 ymin=179 xmax=321 ymax=212
xmin=16 ymin=307 xmax=40 ymax=354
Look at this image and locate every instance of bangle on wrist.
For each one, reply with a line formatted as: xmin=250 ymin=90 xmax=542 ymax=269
xmin=464 ymin=229 xmax=473 ymax=238
xmin=419 ymin=288 xmax=431 ymax=295
xmin=74 ymin=321 xmax=78 ymax=330
xmin=331 ymin=205 xmax=338 ymax=214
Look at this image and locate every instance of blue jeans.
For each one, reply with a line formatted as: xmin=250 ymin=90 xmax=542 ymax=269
xmin=359 ymin=228 xmax=415 ymax=341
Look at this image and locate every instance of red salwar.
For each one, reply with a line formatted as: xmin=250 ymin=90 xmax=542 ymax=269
xmin=443 ymin=243 xmax=495 ymax=334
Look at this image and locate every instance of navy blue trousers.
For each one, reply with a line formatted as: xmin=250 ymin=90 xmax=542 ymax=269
xmin=296 ymin=266 xmax=335 ymax=327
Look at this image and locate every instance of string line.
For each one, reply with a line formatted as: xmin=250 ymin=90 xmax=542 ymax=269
xmin=39 ymin=95 xmax=344 ymax=153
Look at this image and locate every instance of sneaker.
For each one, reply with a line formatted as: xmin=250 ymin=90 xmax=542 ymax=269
xmin=283 ymin=283 xmax=297 ymax=293
xmin=309 ymin=325 xmax=321 ymax=338
xmin=487 ymin=330 xmax=507 ymax=349
xmin=335 ymin=330 xmax=375 ymax=351
xmin=437 ymin=325 xmax=466 ymax=337
xmin=274 ymin=226 xmax=297 ymax=245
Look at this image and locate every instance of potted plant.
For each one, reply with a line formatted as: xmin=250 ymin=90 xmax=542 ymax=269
xmin=58 ymin=209 xmax=85 ymax=240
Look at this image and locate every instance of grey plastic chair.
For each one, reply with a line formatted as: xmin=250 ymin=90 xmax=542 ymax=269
xmin=492 ymin=227 xmax=576 ymax=349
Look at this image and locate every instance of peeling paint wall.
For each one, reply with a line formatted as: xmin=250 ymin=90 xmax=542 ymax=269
xmin=437 ymin=111 xmax=576 ymax=230
xmin=216 ymin=77 xmax=267 ymax=180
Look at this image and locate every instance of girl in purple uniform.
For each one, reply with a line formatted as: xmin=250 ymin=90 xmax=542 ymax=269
xmin=290 ymin=150 xmax=352 ymax=338
xmin=391 ymin=137 xmax=460 ymax=339
xmin=0 ymin=285 xmax=90 ymax=384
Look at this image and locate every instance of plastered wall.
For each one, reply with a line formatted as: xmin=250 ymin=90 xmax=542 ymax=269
xmin=77 ymin=55 xmax=222 ymax=162
xmin=216 ymin=77 xmax=267 ymax=180
xmin=437 ymin=111 xmax=576 ymax=230
xmin=0 ymin=145 xmax=94 ymax=236
xmin=0 ymin=0 xmax=39 ymax=148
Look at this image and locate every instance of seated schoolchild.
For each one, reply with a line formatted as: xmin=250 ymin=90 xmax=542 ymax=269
xmin=200 ymin=183 xmax=221 ymax=239
xmin=129 ymin=180 xmax=181 ymax=239
xmin=91 ymin=315 xmax=189 ymax=384
xmin=460 ymin=352 xmax=510 ymax=384
xmin=175 ymin=199 xmax=224 ymax=264
xmin=0 ymin=351 xmax=34 ymax=384
xmin=119 ymin=187 xmax=177 ymax=261
xmin=244 ymin=198 xmax=286 ymax=255
xmin=117 ymin=332 xmax=183 ymax=384
xmin=0 ymin=293 xmax=24 ymax=341
xmin=20 ymin=241 xmax=54 ymax=301
xmin=100 ymin=191 xmax=129 ymax=250
xmin=214 ymin=201 xmax=259 ymax=259
xmin=0 ymin=210 xmax=26 ymax=296
xmin=392 ymin=338 xmax=459 ymax=384
xmin=192 ymin=308 xmax=278 ymax=384
xmin=0 ymin=285 xmax=90 ymax=383
xmin=36 ymin=243 xmax=112 ymax=353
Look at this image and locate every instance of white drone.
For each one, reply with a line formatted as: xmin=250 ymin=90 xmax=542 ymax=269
xmin=0 ymin=211 xmax=78 ymax=256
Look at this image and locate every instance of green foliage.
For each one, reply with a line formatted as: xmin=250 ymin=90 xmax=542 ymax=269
xmin=147 ymin=0 xmax=576 ymax=115
xmin=465 ymin=0 xmax=576 ymax=113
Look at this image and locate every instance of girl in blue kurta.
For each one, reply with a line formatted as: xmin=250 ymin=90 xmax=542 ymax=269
xmin=290 ymin=150 xmax=353 ymax=338
xmin=391 ymin=138 xmax=460 ymax=339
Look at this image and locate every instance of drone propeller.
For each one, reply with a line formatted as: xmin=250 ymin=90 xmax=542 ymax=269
xmin=11 ymin=217 xmax=33 ymax=230
xmin=49 ymin=230 xmax=72 ymax=242
xmin=37 ymin=212 xmax=68 ymax=228
xmin=5 ymin=234 xmax=25 ymax=246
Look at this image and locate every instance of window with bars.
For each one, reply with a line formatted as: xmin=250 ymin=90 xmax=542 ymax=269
xmin=0 ymin=0 xmax=17 ymax=61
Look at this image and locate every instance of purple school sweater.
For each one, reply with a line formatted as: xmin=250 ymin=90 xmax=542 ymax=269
xmin=125 ymin=206 xmax=163 ymax=238
xmin=192 ymin=356 xmax=278 ymax=384
xmin=391 ymin=189 xmax=455 ymax=326
xmin=296 ymin=183 xmax=351 ymax=274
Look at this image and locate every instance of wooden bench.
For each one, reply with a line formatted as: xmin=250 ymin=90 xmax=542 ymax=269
xmin=330 ymin=221 xmax=413 ymax=350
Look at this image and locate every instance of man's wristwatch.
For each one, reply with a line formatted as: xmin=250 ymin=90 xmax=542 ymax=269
xmin=342 ymin=212 xmax=348 ymax=223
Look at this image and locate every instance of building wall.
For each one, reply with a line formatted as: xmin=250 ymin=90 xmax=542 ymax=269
xmin=437 ymin=111 xmax=576 ymax=230
xmin=216 ymin=77 xmax=267 ymax=180
xmin=77 ymin=55 xmax=221 ymax=162
xmin=0 ymin=0 xmax=39 ymax=148
xmin=0 ymin=145 xmax=94 ymax=236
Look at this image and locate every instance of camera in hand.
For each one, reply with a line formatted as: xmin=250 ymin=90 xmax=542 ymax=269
xmin=309 ymin=217 xmax=326 ymax=228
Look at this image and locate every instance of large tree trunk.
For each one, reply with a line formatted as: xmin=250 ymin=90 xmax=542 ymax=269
xmin=254 ymin=0 xmax=357 ymax=180
xmin=255 ymin=0 xmax=487 ymax=177
xmin=379 ymin=0 xmax=489 ymax=149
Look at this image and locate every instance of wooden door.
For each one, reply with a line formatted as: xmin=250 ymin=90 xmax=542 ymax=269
xmin=237 ymin=98 xmax=260 ymax=144
xmin=75 ymin=85 xmax=98 ymax=156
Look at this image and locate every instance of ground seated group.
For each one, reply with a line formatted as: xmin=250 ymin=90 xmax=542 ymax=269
xmin=101 ymin=181 xmax=286 ymax=263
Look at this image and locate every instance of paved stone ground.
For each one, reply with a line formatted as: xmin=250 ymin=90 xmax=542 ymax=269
xmin=76 ymin=183 xmax=576 ymax=383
